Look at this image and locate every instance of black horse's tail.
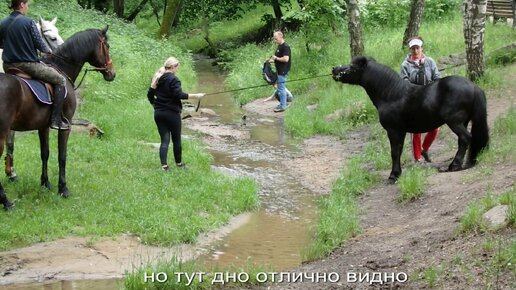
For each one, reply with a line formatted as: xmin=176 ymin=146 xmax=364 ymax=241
xmin=468 ymin=87 xmax=489 ymax=165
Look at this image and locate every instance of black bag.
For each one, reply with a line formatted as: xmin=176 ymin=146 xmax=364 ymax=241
xmin=415 ymin=62 xmax=428 ymax=85
xmin=262 ymin=61 xmax=277 ymax=85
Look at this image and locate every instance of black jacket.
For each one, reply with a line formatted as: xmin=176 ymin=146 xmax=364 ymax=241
xmin=147 ymin=72 xmax=189 ymax=113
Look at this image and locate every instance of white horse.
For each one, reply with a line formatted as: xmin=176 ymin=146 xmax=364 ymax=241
xmin=2 ymin=17 xmax=64 ymax=182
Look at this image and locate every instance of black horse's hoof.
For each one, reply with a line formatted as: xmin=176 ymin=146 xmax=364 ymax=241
xmin=41 ymin=180 xmax=52 ymax=190
xmin=387 ymin=177 xmax=397 ymax=184
xmin=447 ymin=164 xmax=463 ymax=172
xmin=8 ymin=175 xmax=18 ymax=183
xmin=59 ymin=190 xmax=70 ymax=198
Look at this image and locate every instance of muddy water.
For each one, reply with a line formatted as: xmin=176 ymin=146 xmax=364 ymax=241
xmin=1 ymin=56 xmax=317 ymax=289
xmin=193 ymin=55 xmax=317 ymax=270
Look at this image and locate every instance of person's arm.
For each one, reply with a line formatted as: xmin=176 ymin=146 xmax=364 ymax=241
xmin=430 ymin=59 xmax=441 ymax=81
xmin=272 ymin=54 xmax=289 ymax=63
xmin=167 ymin=75 xmax=189 ymax=100
xmin=147 ymin=87 xmax=155 ymax=105
xmin=400 ymin=62 xmax=410 ymax=81
xmin=30 ymin=21 xmax=50 ymax=54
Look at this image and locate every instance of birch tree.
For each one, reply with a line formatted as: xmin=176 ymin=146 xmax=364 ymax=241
xmin=402 ymin=0 xmax=425 ymax=49
xmin=463 ymin=0 xmax=487 ymax=81
xmin=346 ymin=0 xmax=364 ymax=57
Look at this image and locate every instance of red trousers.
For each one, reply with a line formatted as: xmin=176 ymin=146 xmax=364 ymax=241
xmin=412 ymin=128 xmax=438 ymax=160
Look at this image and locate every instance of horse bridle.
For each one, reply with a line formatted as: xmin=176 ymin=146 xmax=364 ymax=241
xmin=61 ymin=35 xmax=113 ymax=89
xmin=90 ymin=35 xmax=112 ymax=72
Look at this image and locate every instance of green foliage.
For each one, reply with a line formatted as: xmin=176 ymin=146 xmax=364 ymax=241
xmin=499 ymin=188 xmax=516 ymax=226
xmin=494 ymin=107 xmax=516 ymax=136
xmin=361 ymin=0 xmax=411 ymax=29
xmin=480 ymin=105 xmax=516 ymax=165
xmin=360 ymin=0 xmax=460 ymax=29
xmin=420 ymin=265 xmax=445 ymax=288
xmin=283 ymin=0 xmax=345 ymax=51
xmin=397 ymin=166 xmax=434 ymax=203
xmin=458 ymin=202 xmax=487 ymax=234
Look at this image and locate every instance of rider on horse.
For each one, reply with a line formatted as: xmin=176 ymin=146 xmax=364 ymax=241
xmin=0 ymin=0 xmax=69 ymax=130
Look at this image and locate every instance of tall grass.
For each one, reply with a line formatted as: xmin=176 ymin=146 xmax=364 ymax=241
xmin=397 ymin=166 xmax=435 ymax=203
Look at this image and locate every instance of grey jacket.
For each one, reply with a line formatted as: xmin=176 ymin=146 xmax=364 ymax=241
xmin=400 ymin=55 xmax=440 ymax=85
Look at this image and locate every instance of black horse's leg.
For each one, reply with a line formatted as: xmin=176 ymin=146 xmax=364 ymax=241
xmin=5 ymin=130 xmax=18 ymax=182
xmin=446 ymin=123 xmax=471 ymax=171
xmin=0 ymin=133 xmax=14 ymax=210
xmin=38 ymin=128 xmax=52 ymax=190
xmin=57 ymin=130 xmax=70 ymax=198
xmin=386 ymin=129 xmax=406 ymax=183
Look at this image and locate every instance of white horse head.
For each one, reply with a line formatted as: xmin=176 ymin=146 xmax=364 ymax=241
xmin=36 ymin=17 xmax=64 ymax=51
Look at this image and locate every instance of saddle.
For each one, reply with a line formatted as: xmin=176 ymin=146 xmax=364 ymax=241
xmin=6 ymin=67 xmax=55 ymax=96
xmin=6 ymin=68 xmax=54 ymax=105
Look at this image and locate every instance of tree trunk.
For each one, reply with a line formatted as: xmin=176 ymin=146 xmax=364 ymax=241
xmin=172 ymin=0 xmax=183 ymax=27
xmin=158 ymin=0 xmax=181 ymax=38
xmin=402 ymin=0 xmax=425 ymax=49
xmin=463 ymin=0 xmax=487 ymax=81
xmin=125 ymin=0 xmax=150 ymax=22
xmin=201 ymin=17 xmax=217 ymax=57
xmin=271 ymin=0 xmax=283 ymax=27
xmin=113 ymin=0 xmax=124 ymax=17
xmin=346 ymin=0 xmax=364 ymax=58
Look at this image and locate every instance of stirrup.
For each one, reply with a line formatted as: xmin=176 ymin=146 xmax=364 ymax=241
xmin=50 ymin=116 xmax=71 ymax=130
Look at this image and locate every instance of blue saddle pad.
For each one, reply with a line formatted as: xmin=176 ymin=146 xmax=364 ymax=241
xmin=17 ymin=77 xmax=67 ymax=104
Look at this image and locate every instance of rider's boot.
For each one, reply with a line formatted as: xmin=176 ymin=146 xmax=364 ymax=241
xmin=50 ymin=85 xmax=70 ymax=130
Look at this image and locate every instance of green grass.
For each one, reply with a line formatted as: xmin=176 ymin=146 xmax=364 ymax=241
xmin=125 ymin=258 xmax=271 ymax=290
xmin=420 ymin=265 xmax=445 ymax=288
xmin=397 ymin=166 xmax=435 ymax=203
xmin=0 ymin=2 xmax=258 ymax=251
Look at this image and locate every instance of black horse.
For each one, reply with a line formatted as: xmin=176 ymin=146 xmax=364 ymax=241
xmin=0 ymin=27 xmax=116 ymax=209
xmin=332 ymin=56 xmax=489 ymax=182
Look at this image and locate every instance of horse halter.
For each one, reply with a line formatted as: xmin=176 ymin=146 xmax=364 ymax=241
xmin=91 ymin=35 xmax=113 ymax=72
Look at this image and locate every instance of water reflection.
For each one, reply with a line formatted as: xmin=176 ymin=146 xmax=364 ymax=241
xmin=0 ymin=279 xmax=122 ymax=290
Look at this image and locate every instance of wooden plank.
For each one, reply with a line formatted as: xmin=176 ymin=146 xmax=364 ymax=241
xmin=486 ymin=0 xmax=514 ymax=18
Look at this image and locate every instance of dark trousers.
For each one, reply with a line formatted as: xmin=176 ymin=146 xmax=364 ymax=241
xmin=154 ymin=109 xmax=182 ymax=165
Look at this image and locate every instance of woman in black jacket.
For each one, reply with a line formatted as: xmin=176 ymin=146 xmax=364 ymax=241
xmin=147 ymin=57 xmax=205 ymax=171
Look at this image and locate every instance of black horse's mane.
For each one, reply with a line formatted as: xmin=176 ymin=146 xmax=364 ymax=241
xmin=53 ymin=29 xmax=104 ymax=62
xmin=364 ymin=58 xmax=408 ymax=100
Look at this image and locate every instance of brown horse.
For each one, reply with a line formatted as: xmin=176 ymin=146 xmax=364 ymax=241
xmin=4 ymin=16 xmax=65 ymax=182
xmin=0 ymin=26 xmax=116 ymax=210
